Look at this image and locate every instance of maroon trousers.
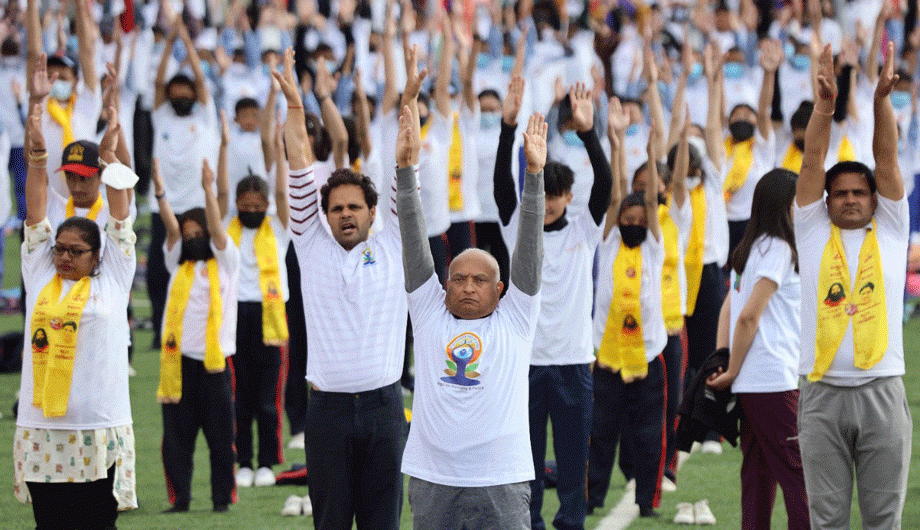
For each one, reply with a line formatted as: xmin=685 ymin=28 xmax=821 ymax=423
xmin=737 ymin=391 xmax=810 ymax=530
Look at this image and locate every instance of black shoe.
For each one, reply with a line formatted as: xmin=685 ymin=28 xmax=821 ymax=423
xmin=213 ymin=503 xmax=229 ymax=513
xmin=162 ymin=504 xmax=189 ymax=514
xmin=639 ymin=507 xmax=660 ymax=518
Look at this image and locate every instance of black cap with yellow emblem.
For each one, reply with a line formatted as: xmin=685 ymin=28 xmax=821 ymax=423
xmin=57 ymin=140 xmax=100 ymax=178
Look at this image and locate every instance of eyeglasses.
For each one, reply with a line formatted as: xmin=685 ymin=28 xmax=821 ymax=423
xmin=52 ymin=245 xmax=93 ymax=258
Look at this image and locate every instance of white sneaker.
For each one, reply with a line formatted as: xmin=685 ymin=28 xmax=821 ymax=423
xmin=254 ymin=467 xmax=275 ymax=487
xmin=624 ymin=478 xmax=636 ymax=491
xmin=281 ymin=494 xmax=303 ymax=516
xmin=694 ymin=499 xmax=717 ymax=525
xmin=288 ymin=432 xmax=305 ymax=450
xmin=128 ymin=365 xmax=137 ymax=377
xmin=301 ymin=494 xmax=313 ymax=516
xmin=236 ymin=467 xmax=255 ymax=487
xmin=701 ymin=440 xmax=723 ymax=455
xmin=661 ymin=476 xmax=677 ymax=492
xmin=673 ymin=502 xmax=695 ymax=524
xmin=690 ymin=441 xmax=701 ymax=453
xmin=676 ymin=450 xmax=691 ymax=472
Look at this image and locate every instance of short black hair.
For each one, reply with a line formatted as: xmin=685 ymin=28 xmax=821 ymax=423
xmin=177 ymin=207 xmax=209 ymax=237
xmin=666 ymin=141 xmax=705 ymax=183
xmin=790 ymin=101 xmax=814 ymax=131
xmin=320 ymin=168 xmax=379 ymax=213
xmin=47 ymin=55 xmax=78 ymax=78
xmin=633 ymin=160 xmax=671 ymax=187
xmin=825 ymin=160 xmax=876 ymax=195
xmin=729 ymin=103 xmax=756 ymax=120
xmin=342 ymin=116 xmax=361 ymax=164
xmin=166 ymin=73 xmax=196 ymax=98
xmin=478 ymin=89 xmax=501 ymax=102
xmin=1 ymin=37 xmax=19 ymax=57
xmin=304 ymin=113 xmax=332 ymax=162
xmin=235 ymin=97 xmax=260 ymax=114
xmin=618 ymin=191 xmax=647 ymax=220
xmin=236 ymin=174 xmax=269 ymax=203
xmin=57 ymin=217 xmax=101 ymax=253
xmin=543 ymin=161 xmax=575 ymax=197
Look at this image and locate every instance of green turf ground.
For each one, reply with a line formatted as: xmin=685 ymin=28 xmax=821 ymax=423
xmin=0 ymin=227 xmax=917 ymax=529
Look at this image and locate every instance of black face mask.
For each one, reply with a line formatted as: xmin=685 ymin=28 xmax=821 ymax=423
xmin=239 ymin=210 xmax=266 ymax=229
xmin=794 ymin=138 xmax=806 ymax=151
xmin=729 ymin=120 xmax=755 ymax=142
xmin=181 ymin=236 xmax=213 ymax=262
xmin=620 ymin=224 xmax=648 ymax=248
xmin=419 ymin=114 xmax=429 ymax=128
xmin=170 ymin=97 xmax=195 ymax=117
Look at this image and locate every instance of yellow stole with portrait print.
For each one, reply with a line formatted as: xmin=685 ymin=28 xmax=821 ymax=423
xmin=228 ymin=216 xmax=288 ymax=345
xmin=30 ymin=275 xmax=91 ymax=417
xmin=811 ymin=221 xmax=887 ymax=381
xmin=157 ymin=259 xmax=224 ymax=402
xmin=723 ymin=136 xmax=755 ymax=202
xmin=659 ymin=202 xmax=683 ymax=331
xmin=598 ymin=240 xmax=647 ymax=381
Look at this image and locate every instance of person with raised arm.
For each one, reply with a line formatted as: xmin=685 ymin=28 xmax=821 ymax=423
xmin=273 ymin=46 xmax=408 ymax=530
xmin=794 ymin=42 xmax=911 ymax=529
xmin=14 ymin=98 xmax=139 ymax=527
xmin=399 ymin=69 xmax=547 ymax=527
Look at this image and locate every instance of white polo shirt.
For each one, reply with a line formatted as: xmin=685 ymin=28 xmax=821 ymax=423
xmin=794 ymin=195 xmax=908 ymax=384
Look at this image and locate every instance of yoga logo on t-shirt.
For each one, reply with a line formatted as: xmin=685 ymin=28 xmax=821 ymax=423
xmin=441 ymin=332 xmax=483 ymax=387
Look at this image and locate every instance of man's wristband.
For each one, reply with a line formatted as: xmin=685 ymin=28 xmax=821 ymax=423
xmin=28 ymin=150 xmax=49 ymax=162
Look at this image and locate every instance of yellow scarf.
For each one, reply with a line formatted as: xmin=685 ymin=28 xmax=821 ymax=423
xmin=47 ymin=96 xmax=76 ymax=147
xmin=598 ymin=240 xmax=647 ymax=381
xmin=811 ymin=221 xmax=887 ymax=381
xmin=659 ymin=203 xmax=683 ymax=331
xmin=157 ymin=259 xmax=224 ymax=402
xmin=66 ymin=196 xmax=103 ymax=220
xmin=228 ymin=216 xmax=288 ymax=346
xmin=448 ymin=111 xmax=464 ymax=211
xmin=781 ymin=135 xmax=857 ymax=173
xmin=685 ymin=186 xmax=706 ymax=316
xmin=723 ymin=136 xmax=755 ymax=202
xmin=30 ymin=275 xmax=92 ymax=417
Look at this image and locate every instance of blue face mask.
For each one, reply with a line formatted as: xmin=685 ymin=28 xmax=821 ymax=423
xmin=501 ymin=55 xmax=515 ymax=73
xmin=477 ymin=52 xmax=490 ymax=69
xmin=783 ymin=42 xmax=795 ymax=61
xmin=688 ymin=62 xmax=703 ymax=81
xmin=891 ymin=90 xmax=911 ymax=110
xmin=50 ymin=79 xmax=73 ymax=101
xmin=562 ymin=130 xmax=583 ymax=147
xmin=790 ymin=54 xmax=811 ymax=71
xmin=480 ymin=111 xmax=501 ymax=129
xmin=201 ymin=61 xmax=213 ymax=79
xmin=723 ymin=62 xmax=744 ymax=79
xmin=625 ymin=123 xmax=640 ymax=137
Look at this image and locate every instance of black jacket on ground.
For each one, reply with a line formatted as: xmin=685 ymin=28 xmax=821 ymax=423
xmin=676 ymin=348 xmax=740 ymax=451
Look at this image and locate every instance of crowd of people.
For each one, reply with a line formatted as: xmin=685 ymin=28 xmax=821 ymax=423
xmin=4 ymin=0 xmax=917 ymax=527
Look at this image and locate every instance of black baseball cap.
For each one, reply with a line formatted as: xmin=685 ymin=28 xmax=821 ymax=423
xmin=57 ymin=140 xmax=100 ymax=178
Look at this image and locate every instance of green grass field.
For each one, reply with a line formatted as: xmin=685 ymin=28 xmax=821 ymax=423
xmin=0 ymin=226 xmax=917 ymax=529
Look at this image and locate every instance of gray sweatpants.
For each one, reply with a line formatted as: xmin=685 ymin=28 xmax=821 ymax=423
xmin=798 ymin=376 xmax=912 ymax=530
xmin=407 ymin=476 xmax=531 ymax=530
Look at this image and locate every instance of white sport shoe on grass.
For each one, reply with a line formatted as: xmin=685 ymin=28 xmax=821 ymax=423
xmin=281 ymin=495 xmax=303 ymax=516
xmin=673 ymin=502 xmax=694 ymax=524
xmin=661 ymin=476 xmax=677 ymax=492
xmin=694 ymin=499 xmax=716 ymax=525
xmin=302 ymin=495 xmax=313 ymax=516
xmin=288 ymin=432 xmax=305 ymax=449
xmin=624 ymin=478 xmax=636 ymax=491
xmin=254 ymin=467 xmax=276 ymax=487
xmin=236 ymin=467 xmax=254 ymax=487
xmin=701 ymin=440 xmax=723 ymax=455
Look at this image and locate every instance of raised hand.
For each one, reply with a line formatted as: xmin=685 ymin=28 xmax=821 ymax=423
xmin=816 ymin=43 xmax=837 ymax=102
xmin=314 ymin=57 xmax=337 ymax=100
xmin=396 ymin=105 xmax=420 ymax=167
xmin=607 ymin=96 xmax=630 ymax=135
xmin=402 ymin=43 xmax=428 ymax=100
xmin=759 ymin=39 xmax=782 ymax=73
xmin=643 ymin=46 xmax=658 ymax=83
xmin=502 ymin=74 xmax=524 ymax=126
xmin=875 ymin=40 xmax=900 ymax=99
xmin=570 ymin=82 xmax=594 ymax=132
xmin=220 ymin=109 xmax=230 ymax=146
xmin=30 ymin=52 xmax=57 ymax=102
xmin=99 ymin=105 xmax=120 ymax=157
xmin=523 ymin=112 xmax=548 ymax=174
xmin=27 ymin=103 xmax=45 ymax=153
xmin=839 ymin=39 xmax=859 ymax=67
xmin=272 ymin=47 xmax=302 ymax=105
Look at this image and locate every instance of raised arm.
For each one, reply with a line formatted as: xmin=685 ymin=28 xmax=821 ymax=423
xmin=315 ymin=58 xmax=348 ymax=169
xmin=605 ymin=97 xmax=628 ymax=239
xmin=152 ymin=158 xmax=181 ymax=250
xmin=867 ymin=0 xmax=889 ymax=85
xmin=25 ymin=102 xmax=48 ymax=226
xmin=273 ymin=47 xmax=316 ymax=171
xmin=98 ymin=105 xmax=130 ymax=221
xmin=667 ymin=64 xmax=688 ymax=151
xmin=495 ymin=74 xmax=524 ymax=226
xmin=571 ymin=82 xmax=612 ymax=226
xmin=217 ymin=110 xmax=230 ymax=218
xmin=644 ymin=47 xmax=666 ymax=156
xmin=74 ymin=0 xmax=98 ymax=93
xmin=646 ymin=130 xmax=661 ymax=242
xmin=154 ymin=24 xmax=179 ymax=109
xmin=26 ymin=0 xmax=41 ymax=94
xmin=177 ymin=21 xmax=209 ymax=105
xmin=757 ymin=39 xmax=781 ymax=139
xmin=434 ymin=18 xmax=453 ymax=118
xmin=262 ymin=57 xmax=280 ymax=170
xmin=873 ymin=41 xmax=904 ymax=200
xmin=353 ymin=69 xmax=373 ymax=158
xmin=704 ymin=42 xmax=725 ymax=170
xmin=797 ymin=44 xmax=836 ymax=207
xmin=202 ymin=160 xmax=227 ymax=250
xmin=511 ymin=113 xmax=546 ymax=296
xmin=274 ymin=118 xmax=289 ymax=228
xmin=671 ymin=107 xmax=690 ymax=208
xmin=380 ymin=0 xmax=399 ymax=116
xmin=459 ymin=37 xmax=477 ymax=112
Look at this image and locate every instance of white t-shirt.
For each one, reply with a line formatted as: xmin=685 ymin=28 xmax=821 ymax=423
xmin=18 ymin=231 xmax=135 ymax=430
xmin=728 ymin=236 xmax=801 ymax=393
xmin=402 ymin=275 xmax=540 ymax=487
xmin=0 ymin=56 xmax=26 ymax=148
xmin=667 ymin=198 xmax=692 ymax=316
xmin=474 ymin=120 xmax=502 ymax=223
xmin=547 ymin=134 xmax=597 ymax=217
xmin=777 ymin=62 xmax=812 ymax=129
xmin=150 ymin=98 xmax=219 ymax=213
xmin=622 ymin=124 xmax=650 ymax=191
xmin=503 ymin=211 xmax=602 ymax=366
xmin=418 ymin=110 xmax=451 ymax=236
xmin=723 ymin=129 xmax=776 ymax=221
xmin=47 ymin=187 xmax=138 ymax=231
xmin=699 ymin=156 xmax=731 ymax=266
xmin=229 ymin=215 xmax=290 ymax=303
xmin=163 ymin=240 xmax=240 ymax=358
xmin=794 ymin=195 xmax=908 ymax=383
xmin=43 ymin=82 xmax=103 ymax=200
xmin=594 ymin=227 xmax=667 ymax=361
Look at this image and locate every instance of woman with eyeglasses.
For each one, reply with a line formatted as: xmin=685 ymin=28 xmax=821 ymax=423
xmin=14 ymin=91 xmax=138 ymax=529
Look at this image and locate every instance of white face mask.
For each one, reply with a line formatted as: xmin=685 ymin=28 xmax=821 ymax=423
xmin=686 ymin=176 xmax=702 ymax=189
xmin=687 ymin=136 xmax=707 ymax=160
xmin=50 ymin=79 xmax=74 ymax=101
